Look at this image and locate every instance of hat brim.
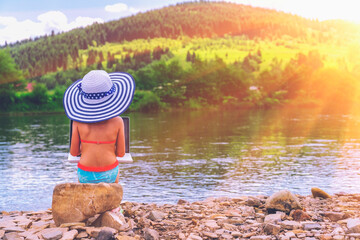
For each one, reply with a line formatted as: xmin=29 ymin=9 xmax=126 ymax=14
xmin=63 ymin=72 xmax=135 ymax=123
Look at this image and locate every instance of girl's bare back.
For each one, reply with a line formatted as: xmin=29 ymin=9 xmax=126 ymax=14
xmin=70 ymin=116 xmax=125 ymax=167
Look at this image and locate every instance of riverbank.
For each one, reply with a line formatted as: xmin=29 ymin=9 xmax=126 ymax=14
xmin=1 ymin=191 xmax=360 ymax=240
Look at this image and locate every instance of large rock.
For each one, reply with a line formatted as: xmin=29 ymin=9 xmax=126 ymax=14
xmin=52 ymin=183 xmax=123 ymax=226
xmin=265 ymin=190 xmax=302 ymax=213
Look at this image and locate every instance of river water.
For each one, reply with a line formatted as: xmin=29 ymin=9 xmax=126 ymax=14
xmin=1 ymin=109 xmax=360 ymax=211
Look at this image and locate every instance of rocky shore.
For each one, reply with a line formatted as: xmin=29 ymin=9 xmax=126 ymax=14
xmin=1 ymin=188 xmax=360 ymax=240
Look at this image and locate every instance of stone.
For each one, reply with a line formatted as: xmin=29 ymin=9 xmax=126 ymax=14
xmin=280 ymin=220 xmax=302 ymax=230
xmin=291 ymin=209 xmax=311 ymax=221
xmin=311 ymin=188 xmax=331 ymax=199
xmin=320 ymin=234 xmax=332 ymax=240
xmin=177 ymin=199 xmax=190 ymax=205
xmin=0 ymin=220 xmax=16 ymax=228
xmin=323 ymin=212 xmax=346 ymax=222
xmin=96 ymin=230 xmax=114 ymax=240
xmin=52 ymin=183 xmax=123 ymax=226
xmin=86 ymin=227 xmax=117 ymax=238
xmin=76 ymin=231 xmax=88 ymax=238
xmin=187 ymin=233 xmax=202 ymax=240
xmin=59 ymin=222 xmax=85 ymax=228
xmin=221 ymin=233 xmax=232 ymax=239
xmin=93 ymin=211 xmax=126 ymax=231
xmin=116 ymin=236 xmax=137 ymax=240
xmin=202 ymin=231 xmax=218 ymax=238
xmin=31 ymin=221 xmax=50 ymax=230
xmin=16 ymin=219 xmax=32 ymax=229
xmin=347 ymin=218 xmax=360 ymax=233
xmin=41 ymin=229 xmax=63 ymax=240
xmin=0 ymin=230 xmax=5 ymax=238
xmin=204 ymin=220 xmax=220 ymax=229
xmin=246 ymin=197 xmax=262 ymax=207
xmin=250 ymin=236 xmax=271 ymax=240
xmin=333 ymin=235 xmax=344 ymax=240
xmin=4 ymin=226 xmax=26 ymax=233
xmin=231 ymin=231 xmax=242 ymax=237
xmin=143 ymin=228 xmax=159 ymax=240
xmin=302 ymin=222 xmax=322 ymax=231
xmin=243 ymin=232 xmax=257 ymax=238
xmin=19 ymin=231 xmax=40 ymax=240
xmin=239 ymin=206 xmax=256 ymax=217
xmin=265 ymin=190 xmax=302 ymax=213
xmin=60 ymin=230 xmax=78 ymax=240
xmin=4 ymin=232 xmax=24 ymax=240
xmin=346 ymin=233 xmax=360 ymax=238
xmin=148 ymin=211 xmax=166 ymax=221
xmin=26 ymin=234 xmax=40 ymax=240
xmin=264 ymin=214 xmax=282 ymax=224
xmin=284 ymin=231 xmax=296 ymax=238
xmin=222 ymin=223 xmax=237 ymax=231
xmin=264 ymin=223 xmax=281 ymax=235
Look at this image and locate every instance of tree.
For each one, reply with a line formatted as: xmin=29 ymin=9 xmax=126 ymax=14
xmin=0 ymin=49 xmax=23 ymax=84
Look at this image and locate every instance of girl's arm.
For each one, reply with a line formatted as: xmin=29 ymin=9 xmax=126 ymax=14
xmin=116 ymin=118 xmax=125 ymax=157
xmin=70 ymin=121 xmax=81 ymax=156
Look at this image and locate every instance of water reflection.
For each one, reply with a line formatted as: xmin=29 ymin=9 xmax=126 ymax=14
xmin=1 ymin=109 xmax=360 ymax=211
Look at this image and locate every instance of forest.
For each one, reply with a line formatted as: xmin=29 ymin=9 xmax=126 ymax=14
xmin=1 ymin=1 xmax=360 ymax=113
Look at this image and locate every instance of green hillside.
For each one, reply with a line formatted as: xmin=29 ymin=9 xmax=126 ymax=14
xmin=1 ymin=1 xmax=360 ymax=113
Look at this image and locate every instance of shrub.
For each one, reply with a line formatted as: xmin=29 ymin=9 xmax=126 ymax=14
xmin=130 ymin=90 xmax=165 ymax=112
xmin=29 ymin=83 xmax=49 ymax=105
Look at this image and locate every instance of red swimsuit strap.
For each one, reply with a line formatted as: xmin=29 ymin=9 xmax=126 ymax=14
xmin=81 ymin=139 xmax=116 ymax=144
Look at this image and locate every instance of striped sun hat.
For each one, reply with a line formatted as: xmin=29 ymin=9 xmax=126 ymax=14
xmin=63 ymin=70 xmax=135 ymax=123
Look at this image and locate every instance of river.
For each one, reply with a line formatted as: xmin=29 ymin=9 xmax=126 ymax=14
xmin=1 ymin=109 xmax=360 ymax=211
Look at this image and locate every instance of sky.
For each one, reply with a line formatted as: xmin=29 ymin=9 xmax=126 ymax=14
xmin=0 ymin=0 xmax=359 ymax=45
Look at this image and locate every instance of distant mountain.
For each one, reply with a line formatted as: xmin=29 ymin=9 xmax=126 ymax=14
xmin=6 ymin=1 xmax=360 ymax=78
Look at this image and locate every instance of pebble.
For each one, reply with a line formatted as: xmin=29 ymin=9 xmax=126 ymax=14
xmin=202 ymin=231 xmax=218 ymax=238
xmin=143 ymin=228 xmax=159 ymax=240
xmin=264 ymin=223 xmax=281 ymax=235
xmin=250 ymin=236 xmax=271 ymax=240
xmin=264 ymin=213 xmax=282 ymax=223
xmin=4 ymin=232 xmax=24 ymax=240
xmin=41 ymin=229 xmax=63 ymax=240
xmin=148 ymin=211 xmax=166 ymax=222
xmin=280 ymin=220 xmax=302 ymax=230
xmin=302 ymin=222 xmax=322 ymax=230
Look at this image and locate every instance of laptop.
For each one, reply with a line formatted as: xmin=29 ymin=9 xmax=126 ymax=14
xmin=67 ymin=117 xmax=133 ymax=163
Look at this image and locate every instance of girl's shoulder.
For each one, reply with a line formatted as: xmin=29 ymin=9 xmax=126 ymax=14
xmin=108 ymin=116 xmax=124 ymax=126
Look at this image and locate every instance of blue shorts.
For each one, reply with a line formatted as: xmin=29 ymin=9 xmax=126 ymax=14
xmin=77 ymin=165 xmax=119 ymax=183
